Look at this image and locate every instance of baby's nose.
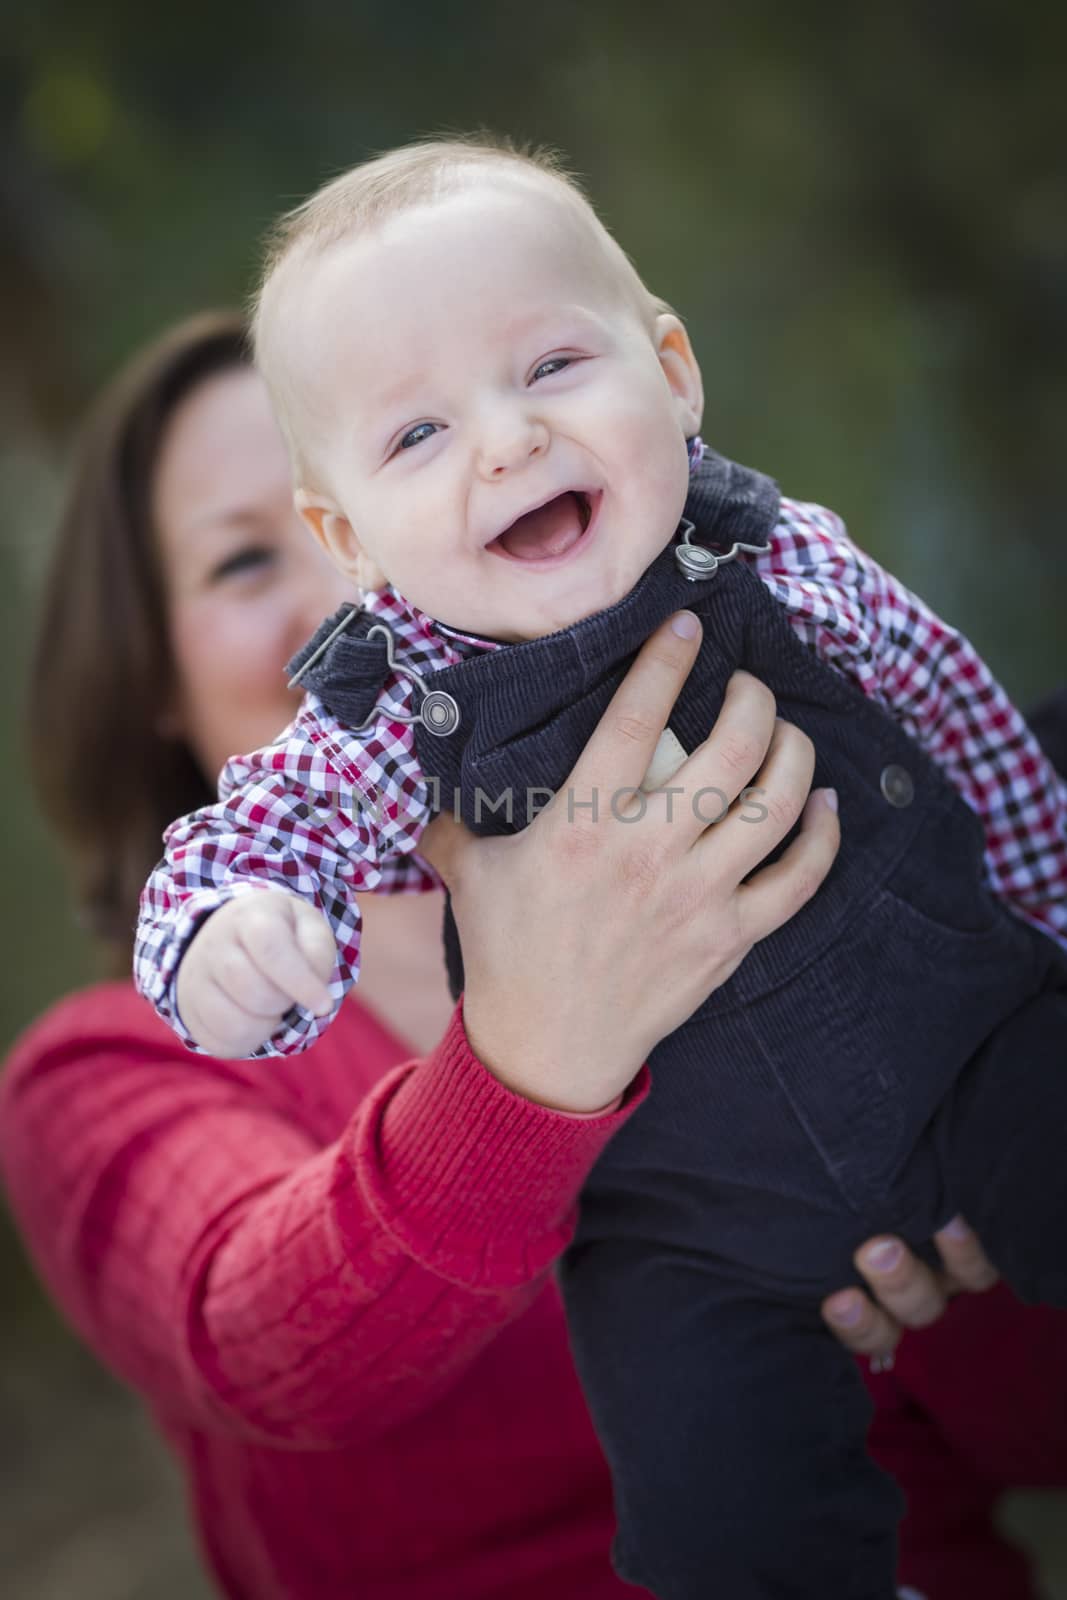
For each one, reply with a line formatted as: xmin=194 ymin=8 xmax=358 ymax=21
xmin=480 ymin=414 xmax=550 ymax=476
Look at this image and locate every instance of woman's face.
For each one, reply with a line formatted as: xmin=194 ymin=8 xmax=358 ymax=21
xmin=154 ymin=367 xmax=356 ymax=783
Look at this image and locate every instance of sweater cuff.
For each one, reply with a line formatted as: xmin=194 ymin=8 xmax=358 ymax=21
xmin=344 ymin=998 xmax=649 ymax=1289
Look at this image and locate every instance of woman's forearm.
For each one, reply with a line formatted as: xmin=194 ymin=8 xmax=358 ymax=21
xmin=0 ymin=988 xmax=644 ymax=1449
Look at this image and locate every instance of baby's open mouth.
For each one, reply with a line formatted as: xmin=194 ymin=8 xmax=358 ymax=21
xmin=487 ymin=490 xmax=597 ymax=563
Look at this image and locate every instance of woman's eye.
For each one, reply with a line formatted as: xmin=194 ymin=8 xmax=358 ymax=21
xmin=397 ymin=422 xmax=439 ymax=452
xmin=531 ymin=356 xmax=573 ymax=382
xmin=211 ymin=545 xmax=274 ymax=582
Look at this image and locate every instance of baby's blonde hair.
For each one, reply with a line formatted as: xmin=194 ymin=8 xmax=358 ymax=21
xmin=251 ymin=132 xmax=669 ymax=480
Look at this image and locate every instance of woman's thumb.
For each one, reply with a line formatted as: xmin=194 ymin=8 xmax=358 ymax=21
xmin=417 ymin=809 xmax=469 ymax=886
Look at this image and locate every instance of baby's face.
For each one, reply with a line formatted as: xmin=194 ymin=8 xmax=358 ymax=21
xmin=288 ymin=179 xmax=702 ymax=641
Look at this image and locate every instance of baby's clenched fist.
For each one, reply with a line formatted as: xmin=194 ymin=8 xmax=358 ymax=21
xmin=175 ymin=891 xmax=337 ymax=1058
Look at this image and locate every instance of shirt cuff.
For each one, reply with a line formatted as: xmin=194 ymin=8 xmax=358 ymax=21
xmin=342 ymin=997 xmax=650 ymax=1289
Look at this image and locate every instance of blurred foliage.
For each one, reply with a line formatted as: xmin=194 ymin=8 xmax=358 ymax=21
xmin=1 ymin=3 xmax=1066 ymax=1591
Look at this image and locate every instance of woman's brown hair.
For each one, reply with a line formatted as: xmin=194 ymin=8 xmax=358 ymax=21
xmin=28 ymin=311 xmax=251 ymax=968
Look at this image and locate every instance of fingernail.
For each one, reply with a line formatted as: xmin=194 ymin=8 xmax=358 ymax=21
xmin=940 ymin=1215 xmax=971 ymax=1241
xmin=864 ymin=1240 xmax=903 ymax=1273
xmin=822 ymin=787 xmax=839 ymax=813
xmin=828 ymin=1294 xmax=863 ymax=1326
xmin=671 ymin=611 xmax=699 ymax=638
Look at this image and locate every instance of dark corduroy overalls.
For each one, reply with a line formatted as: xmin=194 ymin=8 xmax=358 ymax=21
xmin=295 ymin=449 xmax=1067 ymax=1599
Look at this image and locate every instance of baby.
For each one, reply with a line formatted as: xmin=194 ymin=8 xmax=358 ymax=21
xmin=136 ymin=137 xmax=1067 ymax=1599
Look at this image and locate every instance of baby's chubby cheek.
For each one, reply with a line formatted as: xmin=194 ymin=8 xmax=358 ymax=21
xmin=620 ymin=455 xmax=691 ymax=559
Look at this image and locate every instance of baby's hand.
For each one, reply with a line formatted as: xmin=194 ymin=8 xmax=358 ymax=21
xmin=174 ymin=891 xmax=337 ymax=1058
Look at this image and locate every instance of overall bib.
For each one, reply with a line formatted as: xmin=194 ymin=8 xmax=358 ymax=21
xmin=296 ymin=450 xmax=1067 ymax=1599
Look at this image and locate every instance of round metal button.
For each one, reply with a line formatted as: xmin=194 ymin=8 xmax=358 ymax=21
xmin=419 ymin=690 xmax=461 ymax=736
xmin=675 ymin=544 xmax=719 ymax=580
xmin=879 ymin=763 xmax=914 ymax=808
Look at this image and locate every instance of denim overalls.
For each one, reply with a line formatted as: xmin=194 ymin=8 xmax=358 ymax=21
xmin=296 ymin=449 xmax=1067 ymax=1599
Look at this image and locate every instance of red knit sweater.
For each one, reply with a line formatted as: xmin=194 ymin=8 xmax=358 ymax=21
xmin=10 ymin=987 xmax=1067 ymax=1600
xmin=0 ymin=982 xmax=651 ymax=1599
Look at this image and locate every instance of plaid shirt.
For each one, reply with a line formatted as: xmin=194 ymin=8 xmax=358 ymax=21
xmin=136 ymin=454 xmax=1067 ymax=1056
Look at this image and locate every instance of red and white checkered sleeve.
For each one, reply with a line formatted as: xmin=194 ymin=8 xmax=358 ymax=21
xmin=133 ymin=699 xmax=437 ymax=1057
xmin=770 ymin=501 xmax=1067 ymax=950
xmin=864 ymin=554 xmax=1067 ymax=949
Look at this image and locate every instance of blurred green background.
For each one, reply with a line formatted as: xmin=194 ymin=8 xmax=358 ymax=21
xmin=2 ymin=0 xmax=1065 ymax=1593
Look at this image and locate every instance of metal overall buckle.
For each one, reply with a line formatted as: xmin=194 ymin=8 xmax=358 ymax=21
xmin=287 ymin=606 xmax=461 ymax=736
xmin=673 ymin=517 xmax=771 ymax=581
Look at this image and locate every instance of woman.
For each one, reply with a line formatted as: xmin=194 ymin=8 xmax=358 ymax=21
xmin=0 ymin=313 xmax=1054 ymax=1600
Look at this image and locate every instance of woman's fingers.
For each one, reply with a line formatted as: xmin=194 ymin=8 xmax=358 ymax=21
xmin=823 ymin=1223 xmax=998 ymax=1360
xmin=932 ymin=1215 xmax=1000 ymax=1294
xmin=850 ymin=1225 xmax=997 ymax=1334
xmin=852 ymin=1237 xmax=950 ymax=1331
xmin=734 ymin=785 xmax=840 ymax=945
xmin=821 ymin=1289 xmax=902 ymax=1360
xmin=565 ymin=611 xmax=705 ymax=801
xmin=727 ymin=711 xmax=816 ymax=855
xmin=662 ymin=670 xmax=780 ymax=839
xmin=417 ymin=809 xmax=468 ymax=888
xmin=823 ymin=1234 xmax=953 ymax=1357
xmin=684 ymin=706 xmax=837 ymax=940
xmin=422 ymin=657 xmax=781 ymax=886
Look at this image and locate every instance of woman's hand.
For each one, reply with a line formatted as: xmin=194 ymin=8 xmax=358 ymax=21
xmin=821 ymin=1216 xmax=1000 ymax=1361
xmin=418 ymin=610 xmax=840 ymax=1114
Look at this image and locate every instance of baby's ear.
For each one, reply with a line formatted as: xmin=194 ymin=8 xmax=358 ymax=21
xmin=654 ymin=314 xmax=703 ymax=437
xmin=294 ymin=488 xmax=388 ymax=592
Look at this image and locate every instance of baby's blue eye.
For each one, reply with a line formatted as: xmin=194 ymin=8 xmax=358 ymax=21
xmin=532 ymin=357 xmax=571 ymax=382
xmin=398 ymin=422 xmax=438 ymax=451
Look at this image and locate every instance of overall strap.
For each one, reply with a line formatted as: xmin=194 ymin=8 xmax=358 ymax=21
xmin=285 ymin=603 xmax=395 ymax=728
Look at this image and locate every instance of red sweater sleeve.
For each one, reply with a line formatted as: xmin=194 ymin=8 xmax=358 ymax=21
xmin=0 ymin=983 xmax=648 ymax=1450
